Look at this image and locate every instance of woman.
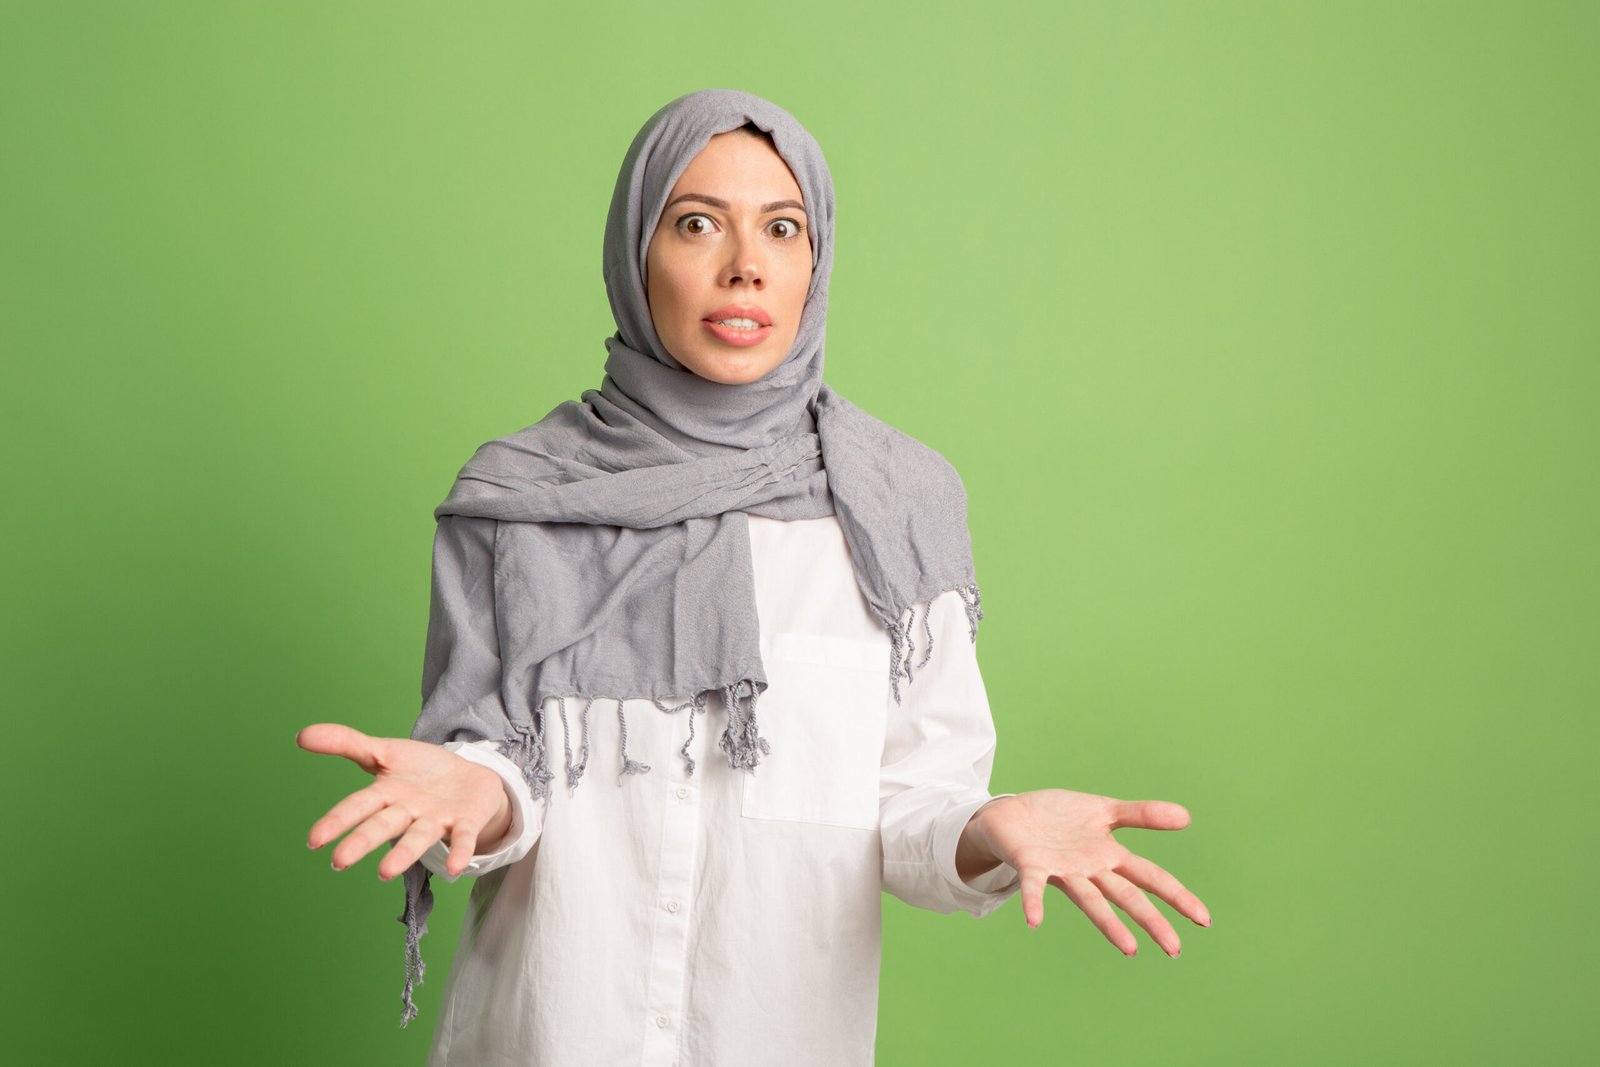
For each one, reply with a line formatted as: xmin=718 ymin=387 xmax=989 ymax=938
xmin=299 ymin=88 xmax=1210 ymax=1065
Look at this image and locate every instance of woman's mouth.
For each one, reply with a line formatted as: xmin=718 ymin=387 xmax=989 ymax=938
xmin=702 ymin=306 xmax=773 ymax=347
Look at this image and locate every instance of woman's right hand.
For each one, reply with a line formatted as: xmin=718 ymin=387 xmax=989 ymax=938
xmin=297 ymin=722 xmax=513 ymax=880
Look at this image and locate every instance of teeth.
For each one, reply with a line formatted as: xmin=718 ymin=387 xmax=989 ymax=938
xmin=715 ymin=318 xmax=763 ymax=329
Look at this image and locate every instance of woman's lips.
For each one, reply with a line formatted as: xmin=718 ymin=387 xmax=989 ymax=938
xmin=702 ymin=304 xmax=773 ymax=347
xmin=702 ymin=320 xmax=774 ymax=346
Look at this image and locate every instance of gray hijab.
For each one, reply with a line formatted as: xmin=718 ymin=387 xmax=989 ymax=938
xmin=397 ymin=88 xmax=983 ymax=1024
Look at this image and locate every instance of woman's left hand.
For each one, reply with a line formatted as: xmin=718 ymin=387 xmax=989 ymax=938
xmin=958 ymin=789 xmax=1211 ymax=957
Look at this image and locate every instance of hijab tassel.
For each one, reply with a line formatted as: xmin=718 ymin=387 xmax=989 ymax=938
xmin=717 ymin=679 xmax=771 ymax=770
xmin=498 ymin=715 xmax=555 ymax=803
xmin=902 ymin=599 xmax=934 ymax=686
xmin=918 ymin=600 xmax=935 ymax=667
xmin=557 ymin=696 xmax=593 ymax=794
xmin=398 ymin=862 xmax=434 ymax=1027
xmin=655 ymin=693 xmax=709 ymax=776
xmin=886 ymin=608 xmax=923 ymax=704
xmin=883 ymin=592 xmax=970 ymax=703
xmin=616 ymin=698 xmax=653 ymax=779
xmin=956 ymin=583 xmax=984 ymax=643
xmin=885 ymin=613 xmax=906 ymax=704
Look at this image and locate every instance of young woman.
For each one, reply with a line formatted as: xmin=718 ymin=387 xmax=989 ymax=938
xmin=299 ymin=88 xmax=1211 ymax=1066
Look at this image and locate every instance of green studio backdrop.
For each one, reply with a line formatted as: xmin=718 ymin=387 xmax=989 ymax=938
xmin=2 ymin=1 xmax=1594 ymax=1064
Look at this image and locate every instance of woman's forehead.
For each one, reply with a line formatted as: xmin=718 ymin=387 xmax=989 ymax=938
xmin=664 ymin=129 xmax=805 ymax=207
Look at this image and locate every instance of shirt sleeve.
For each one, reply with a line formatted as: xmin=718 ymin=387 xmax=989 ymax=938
xmin=879 ymin=588 xmax=1022 ymax=918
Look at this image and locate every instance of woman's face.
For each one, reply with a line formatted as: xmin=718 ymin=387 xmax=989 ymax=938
xmin=645 ymin=130 xmax=812 ymax=385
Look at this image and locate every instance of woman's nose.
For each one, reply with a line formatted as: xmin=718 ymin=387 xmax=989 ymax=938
xmin=718 ymin=235 xmax=765 ymax=289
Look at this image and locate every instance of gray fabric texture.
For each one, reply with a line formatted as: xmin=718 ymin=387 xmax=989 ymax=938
xmin=396 ymin=88 xmax=984 ymax=1025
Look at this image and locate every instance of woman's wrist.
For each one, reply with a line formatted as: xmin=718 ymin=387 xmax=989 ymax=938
xmin=954 ymin=797 xmax=1006 ymax=883
xmin=462 ymin=762 xmax=516 ymax=856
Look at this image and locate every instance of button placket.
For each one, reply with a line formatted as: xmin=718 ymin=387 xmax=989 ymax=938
xmin=639 ymin=697 xmax=708 ymax=1066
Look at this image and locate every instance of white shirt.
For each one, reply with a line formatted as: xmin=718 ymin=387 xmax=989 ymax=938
xmin=418 ymin=513 xmax=1019 ymax=1066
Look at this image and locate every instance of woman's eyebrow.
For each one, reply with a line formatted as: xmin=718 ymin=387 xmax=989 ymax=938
xmin=664 ymin=193 xmax=807 ymax=214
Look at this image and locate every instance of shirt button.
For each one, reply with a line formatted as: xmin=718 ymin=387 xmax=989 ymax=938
xmin=665 ymin=899 xmax=681 ymax=913
xmin=655 ymin=1014 xmax=670 ymax=1028
xmin=675 ymin=786 xmax=689 ymax=799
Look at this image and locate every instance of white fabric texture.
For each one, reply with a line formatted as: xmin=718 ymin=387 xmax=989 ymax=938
xmin=418 ymin=513 xmax=1018 ymax=1066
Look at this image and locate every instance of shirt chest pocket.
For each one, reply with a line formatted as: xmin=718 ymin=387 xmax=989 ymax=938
xmin=740 ymin=632 xmax=889 ymax=831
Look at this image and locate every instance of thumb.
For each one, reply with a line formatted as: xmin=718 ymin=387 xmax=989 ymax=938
xmin=296 ymin=722 xmax=383 ymax=774
xmin=1110 ymin=799 xmax=1191 ymax=832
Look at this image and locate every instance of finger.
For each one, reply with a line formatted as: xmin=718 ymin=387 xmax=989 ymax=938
xmin=296 ymin=723 xmax=384 ymax=774
xmin=1052 ymin=874 xmax=1138 ymax=957
xmin=307 ymin=784 xmax=389 ymax=850
xmin=378 ymin=818 xmax=447 ymax=882
xmin=444 ymin=823 xmax=483 ymax=879
xmin=1093 ymin=870 xmax=1182 ymax=957
xmin=1019 ymin=866 xmax=1050 ymax=929
xmin=330 ymin=805 xmax=413 ymax=871
xmin=1118 ymin=852 xmax=1212 ymax=927
xmin=1109 ymin=799 xmax=1191 ymax=832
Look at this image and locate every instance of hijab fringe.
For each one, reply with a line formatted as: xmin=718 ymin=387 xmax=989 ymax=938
xmin=956 ymin=583 xmax=985 ymax=642
xmin=397 ymin=585 xmax=992 ymax=1024
xmin=655 ymin=692 xmax=710 ymax=777
xmin=557 ymin=696 xmax=594 ymax=794
xmin=397 ymin=585 xmax=983 ymax=1024
xmin=617 ymin=698 xmax=653 ymax=779
xmin=881 ymin=583 xmax=984 ymax=704
xmin=485 ymin=716 xmax=552 ymax=803
xmin=398 ymin=862 xmax=433 ymax=1027
xmin=396 ymin=676 xmax=772 ymax=1025
xmin=717 ymin=679 xmax=772 ymax=770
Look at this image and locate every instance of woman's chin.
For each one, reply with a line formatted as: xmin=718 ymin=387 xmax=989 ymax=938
xmin=678 ymin=348 xmax=787 ymax=385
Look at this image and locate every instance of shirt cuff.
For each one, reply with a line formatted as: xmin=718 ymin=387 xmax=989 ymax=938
xmin=419 ymin=740 xmax=542 ymax=883
xmin=932 ymin=793 xmax=1022 ymax=918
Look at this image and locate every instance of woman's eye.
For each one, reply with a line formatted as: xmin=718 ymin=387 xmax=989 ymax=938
xmin=676 ymin=213 xmax=716 ymax=235
xmin=766 ymin=218 xmax=804 ymax=240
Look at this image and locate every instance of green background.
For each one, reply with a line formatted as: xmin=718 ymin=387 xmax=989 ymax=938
xmin=3 ymin=1 xmax=1594 ymax=1063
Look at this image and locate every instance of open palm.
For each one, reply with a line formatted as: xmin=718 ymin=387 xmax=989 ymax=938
xmin=973 ymin=788 xmax=1211 ymax=957
xmin=297 ymin=722 xmax=511 ymax=880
